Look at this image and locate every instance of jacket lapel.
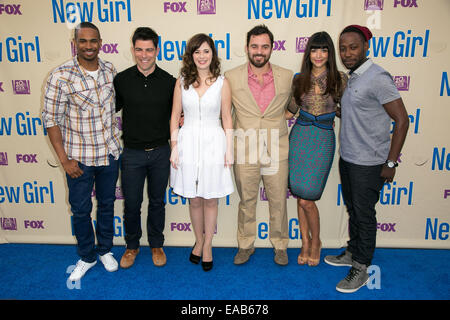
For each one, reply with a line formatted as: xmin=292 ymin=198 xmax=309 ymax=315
xmin=240 ymin=63 xmax=261 ymax=114
xmin=262 ymin=64 xmax=280 ymax=115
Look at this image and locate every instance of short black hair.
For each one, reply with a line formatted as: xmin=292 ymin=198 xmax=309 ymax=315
xmin=74 ymin=22 xmax=101 ymax=40
xmin=246 ymin=24 xmax=274 ymax=48
xmin=132 ymin=27 xmax=159 ymax=48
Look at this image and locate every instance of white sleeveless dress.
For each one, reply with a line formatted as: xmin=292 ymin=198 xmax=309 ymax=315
xmin=170 ymin=76 xmax=234 ymax=199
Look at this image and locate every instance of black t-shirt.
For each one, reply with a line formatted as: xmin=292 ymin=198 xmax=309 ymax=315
xmin=114 ymin=65 xmax=176 ymax=149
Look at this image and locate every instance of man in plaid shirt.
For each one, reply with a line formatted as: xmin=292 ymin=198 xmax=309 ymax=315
xmin=42 ymin=22 xmax=122 ymax=282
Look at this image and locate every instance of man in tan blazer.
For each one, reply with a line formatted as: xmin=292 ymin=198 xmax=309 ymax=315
xmin=225 ymin=25 xmax=293 ymax=265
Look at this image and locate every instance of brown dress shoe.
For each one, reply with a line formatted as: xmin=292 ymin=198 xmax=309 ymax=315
xmin=120 ymin=248 xmax=139 ymax=269
xmin=151 ymin=247 xmax=166 ymax=267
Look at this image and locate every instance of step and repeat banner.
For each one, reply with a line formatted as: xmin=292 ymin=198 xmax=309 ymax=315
xmin=0 ymin=0 xmax=449 ymax=249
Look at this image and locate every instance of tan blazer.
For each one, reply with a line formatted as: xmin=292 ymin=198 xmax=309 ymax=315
xmin=225 ymin=63 xmax=293 ymax=165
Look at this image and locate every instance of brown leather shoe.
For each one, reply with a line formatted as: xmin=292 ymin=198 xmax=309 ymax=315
xmin=120 ymin=248 xmax=139 ymax=269
xmin=151 ymin=247 xmax=166 ymax=267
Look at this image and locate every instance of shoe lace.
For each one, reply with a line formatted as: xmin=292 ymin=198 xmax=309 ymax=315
xmin=75 ymin=260 xmax=83 ymax=270
xmin=345 ymin=267 xmax=361 ymax=282
xmin=74 ymin=260 xmax=89 ymax=273
xmin=101 ymin=252 xmax=115 ymax=263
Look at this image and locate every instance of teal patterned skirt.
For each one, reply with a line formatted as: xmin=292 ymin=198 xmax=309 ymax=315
xmin=288 ymin=110 xmax=336 ymax=201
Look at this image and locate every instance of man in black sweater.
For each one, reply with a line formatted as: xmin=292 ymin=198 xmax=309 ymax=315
xmin=114 ymin=27 xmax=176 ymax=268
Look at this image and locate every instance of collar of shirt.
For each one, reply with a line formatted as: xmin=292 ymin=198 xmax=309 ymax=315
xmin=350 ymin=58 xmax=373 ymax=77
xmin=248 ymin=62 xmax=274 ymax=84
xmin=133 ymin=64 xmax=163 ymax=79
xmin=73 ymin=56 xmax=108 ymax=79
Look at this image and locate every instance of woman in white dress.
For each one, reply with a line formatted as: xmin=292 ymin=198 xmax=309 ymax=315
xmin=169 ymin=34 xmax=234 ymax=271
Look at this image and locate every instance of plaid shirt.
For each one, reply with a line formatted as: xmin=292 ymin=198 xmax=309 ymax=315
xmin=42 ymin=57 xmax=122 ymax=166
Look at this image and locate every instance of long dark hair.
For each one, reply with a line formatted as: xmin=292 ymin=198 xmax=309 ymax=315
xmin=293 ymin=31 xmax=343 ymax=104
xmin=181 ymin=33 xmax=221 ymax=90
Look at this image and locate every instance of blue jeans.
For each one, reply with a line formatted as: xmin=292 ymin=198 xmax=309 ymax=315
xmin=121 ymin=145 xmax=170 ymax=249
xmin=66 ymin=155 xmax=120 ymax=263
xmin=339 ymin=157 xmax=385 ymax=266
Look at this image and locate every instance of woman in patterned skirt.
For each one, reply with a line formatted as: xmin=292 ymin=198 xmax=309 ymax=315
xmin=286 ymin=31 xmax=347 ymax=266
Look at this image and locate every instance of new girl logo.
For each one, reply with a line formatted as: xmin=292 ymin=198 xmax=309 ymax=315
xmin=367 ymin=30 xmax=430 ymax=58
xmin=51 ymin=0 xmax=132 ymax=23
xmin=248 ymin=0 xmax=332 ymax=20
xmin=0 ymin=181 xmax=55 ymax=204
xmin=0 ymin=112 xmax=47 ymax=136
xmin=0 ymin=36 xmax=41 ymax=63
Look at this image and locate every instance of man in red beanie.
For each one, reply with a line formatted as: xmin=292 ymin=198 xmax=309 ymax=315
xmin=324 ymin=25 xmax=410 ymax=293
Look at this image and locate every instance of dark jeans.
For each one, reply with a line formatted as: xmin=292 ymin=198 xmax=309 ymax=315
xmin=121 ymin=145 xmax=170 ymax=249
xmin=66 ymin=155 xmax=120 ymax=263
xmin=339 ymin=157 xmax=385 ymax=266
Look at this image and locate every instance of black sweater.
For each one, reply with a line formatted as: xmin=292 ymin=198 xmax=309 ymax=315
xmin=114 ymin=65 xmax=176 ymax=150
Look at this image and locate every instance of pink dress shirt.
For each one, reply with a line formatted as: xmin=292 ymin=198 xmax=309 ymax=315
xmin=248 ymin=63 xmax=275 ymax=114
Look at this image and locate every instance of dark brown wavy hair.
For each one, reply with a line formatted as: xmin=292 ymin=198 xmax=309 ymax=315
xmin=293 ymin=31 xmax=343 ymax=104
xmin=181 ymin=33 xmax=221 ymax=90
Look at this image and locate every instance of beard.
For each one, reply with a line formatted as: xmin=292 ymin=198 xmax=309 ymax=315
xmin=346 ymin=57 xmax=368 ymax=72
xmin=248 ymin=53 xmax=271 ymax=68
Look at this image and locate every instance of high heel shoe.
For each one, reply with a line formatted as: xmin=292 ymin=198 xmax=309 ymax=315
xmin=308 ymin=242 xmax=322 ymax=267
xmin=202 ymin=260 xmax=213 ymax=271
xmin=297 ymin=247 xmax=310 ymax=265
xmin=202 ymin=243 xmax=213 ymax=271
xmin=189 ymin=244 xmax=201 ymax=265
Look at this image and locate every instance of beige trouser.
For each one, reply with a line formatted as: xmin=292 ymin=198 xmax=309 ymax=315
xmin=233 ymin=159 xmax=289 ymax=250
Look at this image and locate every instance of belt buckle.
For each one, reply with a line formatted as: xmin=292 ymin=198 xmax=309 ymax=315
xmin=144 ymin=147 xmax=155 ymax=152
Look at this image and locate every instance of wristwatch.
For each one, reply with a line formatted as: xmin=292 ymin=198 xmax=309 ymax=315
xmin=385 ymin=160 xmax=398 ymax=168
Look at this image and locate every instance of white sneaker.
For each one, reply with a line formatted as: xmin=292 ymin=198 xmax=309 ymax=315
xmin=99 ymin=252 xmax=118 ymax=272
xmin=69 ymin=259 xmax=97 ymax=282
